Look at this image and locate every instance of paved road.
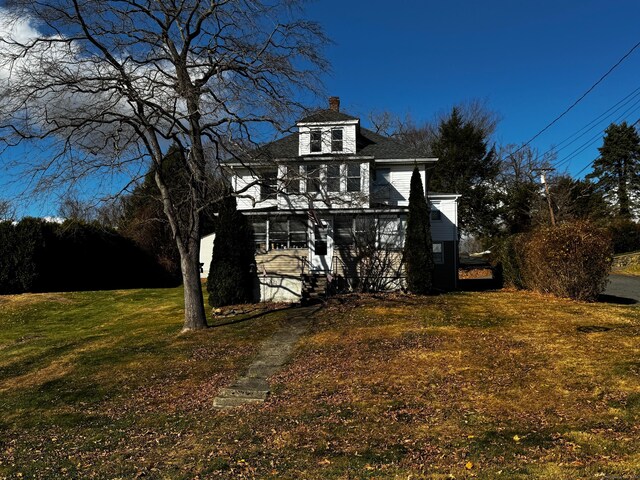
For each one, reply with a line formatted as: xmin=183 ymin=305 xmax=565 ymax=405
xmin=604 ymin=274 xmax=640 ymax=304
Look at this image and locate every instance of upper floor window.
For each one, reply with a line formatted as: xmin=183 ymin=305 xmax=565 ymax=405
xmin=430 ymin=209 xmax=442 ymax=221
xmin=327 ymin=164 xmax=341 ymax=192
xmin=347 ymin=163 xmax=361 ymax=192
xmin=285 ymin=165 xmax=300 ymax=194
xmin=331 ymin=128 xmax=343 ymax=152
xmin=260 ymin=169 xmax=277 ymax=200
xmin=310 ymin=130 xmax=322 ymax=153
xmin=306 ymin=165 xmax=321 ymax=193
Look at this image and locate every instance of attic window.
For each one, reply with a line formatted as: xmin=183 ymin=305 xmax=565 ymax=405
xmin=331 ymin=128 xmax=343 ymax=152
xmin=310 ymin=130 xmax=322 ymax=153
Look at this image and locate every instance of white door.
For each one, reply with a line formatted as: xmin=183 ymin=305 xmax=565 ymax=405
xmin=309 ymin=218 xmax=333 ymax=272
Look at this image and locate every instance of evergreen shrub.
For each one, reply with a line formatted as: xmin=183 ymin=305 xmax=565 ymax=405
xmin=207 ymin=196 xmax=256 ymax=307
xmin=403 ymin=167 xmax=434 ymax=294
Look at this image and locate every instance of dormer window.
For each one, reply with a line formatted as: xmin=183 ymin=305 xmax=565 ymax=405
xmin=310 ymin=130 xmax=322 ymax=153
xmin=331 ymin=128 xmax=343 ymax=152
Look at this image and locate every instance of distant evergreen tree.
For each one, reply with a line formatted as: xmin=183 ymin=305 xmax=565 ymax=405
xmin=430 ymin=108 xmax=499 ymax=237
xmin=118 ymin=144 xmax=217 ymax=280
xmin=587 ymin=121 xmax=640 ymax=218
xmin=403 ymin=167 xmax=434 ymax=294
xmin=207 ymin=194 xmax=256 ymax=307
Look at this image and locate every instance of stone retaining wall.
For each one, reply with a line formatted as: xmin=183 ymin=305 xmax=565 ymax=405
xmin=613 ymin=251 xmax=640 ymax=269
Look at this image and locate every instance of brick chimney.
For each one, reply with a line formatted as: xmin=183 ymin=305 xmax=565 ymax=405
xmin=328 ymin=96 xmax=340 ymax=112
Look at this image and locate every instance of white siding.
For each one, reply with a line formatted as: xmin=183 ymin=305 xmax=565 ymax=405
xmin=235 ymin=162 xmax=370 ymax=211
xmin=298 ymin=124 xmax=357 ymax=155
xmin=430 ymin=198 xmax=458 ymax=242
xmin=199 ymin=233 xmax=215 ymax=278
xmin=234 ymin=170 xmax=277 ymax=210
xmin=380 ymin=165 xmax=427 ymax=206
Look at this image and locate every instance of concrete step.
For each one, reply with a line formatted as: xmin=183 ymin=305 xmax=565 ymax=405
xmin=245 ymin=364 xmax=281 ymax=378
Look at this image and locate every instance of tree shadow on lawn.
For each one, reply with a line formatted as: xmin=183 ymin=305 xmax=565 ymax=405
xmin=597 ymin=294 xmax=637 ymax=305
xmin=208 ymin=304 xmax=301 ymax=329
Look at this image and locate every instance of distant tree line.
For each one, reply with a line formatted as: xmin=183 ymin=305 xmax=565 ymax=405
xmin=0 ymin=218 xmax=177 ymax=295
xmin=373 ymin=100 xmax=640 ymax=253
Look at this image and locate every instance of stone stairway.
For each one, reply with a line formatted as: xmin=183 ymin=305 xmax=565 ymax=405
xmin=213 ymin=307 xmax=316 ymax=409
xmin=301 ymin=274 xmax=328 ymax=304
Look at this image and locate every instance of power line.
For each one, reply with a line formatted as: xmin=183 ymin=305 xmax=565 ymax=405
xmin=509 ymin=39 xmax=640 ymax=159
xmin=554 ymin=95 xmax=640 ymax=170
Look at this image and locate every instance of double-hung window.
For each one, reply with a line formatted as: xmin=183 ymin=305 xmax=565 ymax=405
xmin=310 ymin=130 xmax=322 ymax=153
xmin=285 ymin=165 xmax=300 ymax=194
xmin=306 ymin=165 xmax=321 ymax=193
xmin=331 ymin=128 xmax=343 ymax=152
xmin=327 ymin=164 xmax=341 ymax=192
xmin=260 ymin=170 xmax=277 ymax=200
xmin=347 ymin=163 xmax=361 ymax=192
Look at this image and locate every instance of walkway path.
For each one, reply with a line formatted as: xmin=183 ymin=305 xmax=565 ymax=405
xmin=213 ymin=305 xmax=318 ymax=409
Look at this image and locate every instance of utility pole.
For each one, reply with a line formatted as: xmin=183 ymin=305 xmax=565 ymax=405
xmin=538 ymin=168 xmax=556 ymax=226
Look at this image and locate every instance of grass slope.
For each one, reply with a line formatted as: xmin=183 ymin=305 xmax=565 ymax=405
xmin=1 ymin=288 xmax=639 ymax=478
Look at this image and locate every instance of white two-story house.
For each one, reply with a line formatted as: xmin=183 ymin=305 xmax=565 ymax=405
xmin=201 ymin=97 xmax=460 ymax=302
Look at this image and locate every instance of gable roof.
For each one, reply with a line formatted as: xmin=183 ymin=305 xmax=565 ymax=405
xmin=252 ymin=126 xmax=427 ymax=161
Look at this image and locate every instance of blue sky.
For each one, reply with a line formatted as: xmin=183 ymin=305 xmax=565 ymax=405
xmin=2 ymin=0 xmax=640 ymax=217
xmin=306 ymin=0 xmax=640 ymax=177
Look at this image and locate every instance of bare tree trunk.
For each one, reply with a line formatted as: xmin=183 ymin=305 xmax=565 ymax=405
xmin=180 ymin=237 xmax=208 ymax=331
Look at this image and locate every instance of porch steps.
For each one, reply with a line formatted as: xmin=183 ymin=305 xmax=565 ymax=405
xmin=301 ymin=274 xmax=328 ymax=304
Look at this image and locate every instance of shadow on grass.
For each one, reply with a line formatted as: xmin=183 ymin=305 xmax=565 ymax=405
xmin=457 ymin=278 xmax=500 ymax=292
xmin=598 ymin=294 xmax=637 ymax=305
xmin=208 ymin=304 xmax=299 ymax=328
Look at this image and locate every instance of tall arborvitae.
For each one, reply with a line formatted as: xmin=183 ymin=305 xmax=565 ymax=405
xmin=587 ymin=121 xmax=640 ymax=218
xmin=404 ymin=166 xmax=434 ymax=294
xmin=207 ymin=194 xmax=256 ymax=307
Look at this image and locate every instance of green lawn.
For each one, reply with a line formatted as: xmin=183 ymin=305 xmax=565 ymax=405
xmin=1 ymin=287 xmax=639 ymax=478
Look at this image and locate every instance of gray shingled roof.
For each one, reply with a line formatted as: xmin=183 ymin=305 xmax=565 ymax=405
xmin=298 ymin=109 xmax=359 ymax=123
xmin=252 ymin=126 xmax=426 ymax=160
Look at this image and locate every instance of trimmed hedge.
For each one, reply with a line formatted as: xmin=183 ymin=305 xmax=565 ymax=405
xmin=494 ymin=221 xmax=613 ymax=302
xmin=0 ymin=218 xmax=177 ymax=294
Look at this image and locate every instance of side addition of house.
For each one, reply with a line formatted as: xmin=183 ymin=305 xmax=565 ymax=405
xmin=200 ymin=97 xmax=460 ymax=302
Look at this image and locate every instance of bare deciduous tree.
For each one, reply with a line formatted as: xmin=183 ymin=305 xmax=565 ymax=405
xmin=495 ymin=144 xmax=556 ymax=233
xmin=0 ymin=199 xmax=14 ymax=221
xmin=0 ymin=0 xmax=327 ymax=331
